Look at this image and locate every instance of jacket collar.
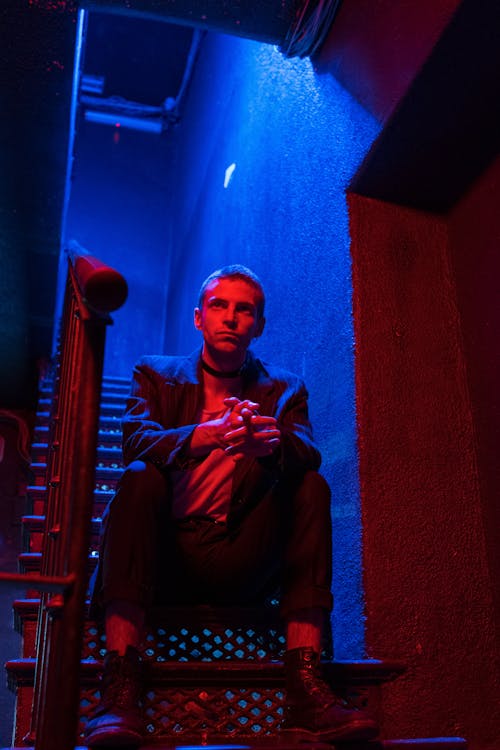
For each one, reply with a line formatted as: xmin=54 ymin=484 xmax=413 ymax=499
xmin=183 ymin=348 xmax=275 ymax=395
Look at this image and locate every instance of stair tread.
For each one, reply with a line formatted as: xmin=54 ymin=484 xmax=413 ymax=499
xmin=6 ymin=656 xmax=406 ymax=688
xmin=28 ymin=485 xmax=113 ymax=499
xmin=31 ymin=461 xmax=122 ymax=478
xmin=31 ymin=441 xmax=122 ymax=455
xmin=36 ymin=411 xmax=122 ymax=425
xmin=41 ymin=373 xmax=131 ymax=384
xmin=34 ymin=425 xmax=122 ymax=442
xmin=38 ymin=394 xmax=127 ymax=404
xmin=22 ymin=514 xmax=102 ymax=532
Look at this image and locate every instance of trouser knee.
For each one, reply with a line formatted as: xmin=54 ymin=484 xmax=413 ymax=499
xmin=102 ymin=460 xmax=169 ymax=531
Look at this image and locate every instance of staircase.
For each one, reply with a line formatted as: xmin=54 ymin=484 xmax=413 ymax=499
xmin=5 ymin=375 xmax=468 ymax=749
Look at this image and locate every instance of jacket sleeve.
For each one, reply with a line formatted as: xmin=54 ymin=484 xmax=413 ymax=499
xmin=121 ymin=359 xmax=197 ymax=470
xmin=260 ymin=375 xmax=321 ymax=476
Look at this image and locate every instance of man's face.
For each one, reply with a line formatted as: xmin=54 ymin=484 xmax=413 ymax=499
xmin=194 ymin=277 xmax=265 ymax=363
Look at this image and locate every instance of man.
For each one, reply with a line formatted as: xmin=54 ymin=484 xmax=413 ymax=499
xmin=85 ymin=265 xmax=378 ymax=746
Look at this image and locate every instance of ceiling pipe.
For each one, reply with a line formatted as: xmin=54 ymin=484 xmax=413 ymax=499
xmin=78 ymin=28 xmax=205 ymax=133
xmin=80 ymin=0 xmax=342 ymax=58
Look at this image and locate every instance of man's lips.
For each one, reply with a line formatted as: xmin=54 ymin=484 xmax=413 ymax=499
xmin=216 ymin=331 xmax=239 ymax=339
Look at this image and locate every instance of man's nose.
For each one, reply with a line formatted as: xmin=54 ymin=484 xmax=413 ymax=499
xmin=223 ymin=309 xmax=238 ymax=328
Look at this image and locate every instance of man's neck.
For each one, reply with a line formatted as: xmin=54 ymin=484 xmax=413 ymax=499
xmin=201 ymin=368 xmax=242 ymax=412
xmin=200 ymin=346 xmax=245 ymax=408
xmin=201 ymin=346 xmax=246 ymax=376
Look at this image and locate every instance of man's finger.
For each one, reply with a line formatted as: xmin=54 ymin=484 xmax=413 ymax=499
xmin=223 ymin=429 xmax=281 ymax=447
xmin=223 ymin=396 xmax=241 ymax=407
xmin=225 ymin=398 xmax=260 ymax=413
xmin=249 ymin=415 xmax=277 ymax=427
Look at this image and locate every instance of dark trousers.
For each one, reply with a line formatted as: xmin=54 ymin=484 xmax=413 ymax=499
xmin=89 ymin=460 xmax=333 ymax=620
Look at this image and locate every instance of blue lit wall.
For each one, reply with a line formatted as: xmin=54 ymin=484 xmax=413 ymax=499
xmin=64 ymin=123 xmax=176 ymax=374
xmin=65 ymin=30 xmax=380 ymax=657
xmin=163 ymin=34 xmax=380 ymax=657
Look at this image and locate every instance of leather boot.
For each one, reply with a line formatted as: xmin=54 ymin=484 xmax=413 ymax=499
xmin=281 ymin=647 xmax=379 ymax=742
xmin=85 ymin=646 xmax=144 ymax=747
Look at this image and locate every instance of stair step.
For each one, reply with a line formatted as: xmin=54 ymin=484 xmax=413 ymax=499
xmin=22 ymin=514 xmax=101 ymax=554
xmin=39 ymin=390 xmax=128 ymax=406
xmin=101 ymin=374 xmax=132 ymax=388
xmin=12 ymin=599 xmax=39 ymax=629
xmin=34 ymin=424 xmax=122 ymax=444
xmin=14 ymin=601 xmax=289 ymax=661
xmin=35 ymin=412 xmax=123 ymax=431
xmin=99 ymin=401 xmax=126 ymax=416
xmin=22 ymin=514 xmax=101 ymax=543
xmin=37 ymin=400 xmax=125 ymax=417
xmin=26 ymin=485 xmax=113 ymax=515
xmin=22 ymin=514 xmax=102 ymax=533
xmin=13 ymin=600 xmax=341 ymax=665
xmin=40 ymin=374 xmax=130 ymax=392
xmin=18 ymin=551 xmax=98 ymax=576
xmin=6 ymin=658 xmax=463 ymax=749
xmin=30 ymin=462 xmax=122 ymax=482
xmin=31 ymin=442 xmax=123 ymax=465
xmin=6 ymin=656 xmax=406 ymax=687
xmin=27 ymin=485 xmax=112 ymax=515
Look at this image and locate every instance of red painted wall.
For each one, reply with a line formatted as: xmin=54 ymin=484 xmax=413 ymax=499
xmin=348 ymin=193 xmax=500 ymax=748
xmin=448 ymin=156 xmax=500 ymax=636
xmin=317 ymin=0 xmax=460 ymax=121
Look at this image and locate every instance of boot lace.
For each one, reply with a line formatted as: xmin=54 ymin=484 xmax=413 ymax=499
xmin=305 ymin=672 xmax=341 ymax=703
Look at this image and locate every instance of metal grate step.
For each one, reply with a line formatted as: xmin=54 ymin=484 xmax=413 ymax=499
xmin=6 ymin=657 xmax=405 ymax=746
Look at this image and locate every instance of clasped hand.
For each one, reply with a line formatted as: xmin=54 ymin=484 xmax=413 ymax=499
xmin=220 ymin=396 xmax=281 ymax=461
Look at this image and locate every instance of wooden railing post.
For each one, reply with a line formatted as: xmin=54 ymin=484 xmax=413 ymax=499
xmin=27 ymin=246 xmax=127 ymax=750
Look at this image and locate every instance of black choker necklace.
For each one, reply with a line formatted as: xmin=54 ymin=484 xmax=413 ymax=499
xmin=201 ymin=358 xmax=244 ymax=379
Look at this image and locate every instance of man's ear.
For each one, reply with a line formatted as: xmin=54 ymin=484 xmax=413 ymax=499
xmin=194 ymin=307 xmax=202 ymax=331
xmin=254 ymin=316 xmax=266 ymax=339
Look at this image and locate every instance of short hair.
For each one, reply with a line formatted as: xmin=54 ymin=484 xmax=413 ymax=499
xmin=198 ymin=265 xmax=265 ymax=318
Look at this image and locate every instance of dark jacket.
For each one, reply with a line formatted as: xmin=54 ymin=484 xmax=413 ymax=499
xmin=122 ymin=349 xmax=321 ymax=525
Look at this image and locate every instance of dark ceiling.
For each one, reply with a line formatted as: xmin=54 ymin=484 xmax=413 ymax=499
xmin=83 ymin=12 xmax=193 ymax=105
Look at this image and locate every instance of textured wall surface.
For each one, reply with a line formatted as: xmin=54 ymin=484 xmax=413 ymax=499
xmin=349 ymin=193 xmax=500 ymax=748
xmin=448 ymin=156 xmax=500 ymax=655
xmin=162 ymin=33 xmax=379 ymax=657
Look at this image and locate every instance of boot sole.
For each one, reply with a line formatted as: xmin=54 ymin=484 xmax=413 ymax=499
xmin=280 ymin=719 xmax=379 ymax=743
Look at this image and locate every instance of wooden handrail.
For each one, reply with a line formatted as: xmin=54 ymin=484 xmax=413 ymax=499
xmin=68 ymin=239 xmax=128 ymax=313
xmin=20 ymin=247 xmax=127 ymax=750
xmin=0 ymin=572 xmax=75 ymax=593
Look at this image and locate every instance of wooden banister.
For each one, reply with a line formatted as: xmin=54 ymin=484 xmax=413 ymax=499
xmin=23 ymin=247 xmax=127 ymax=750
